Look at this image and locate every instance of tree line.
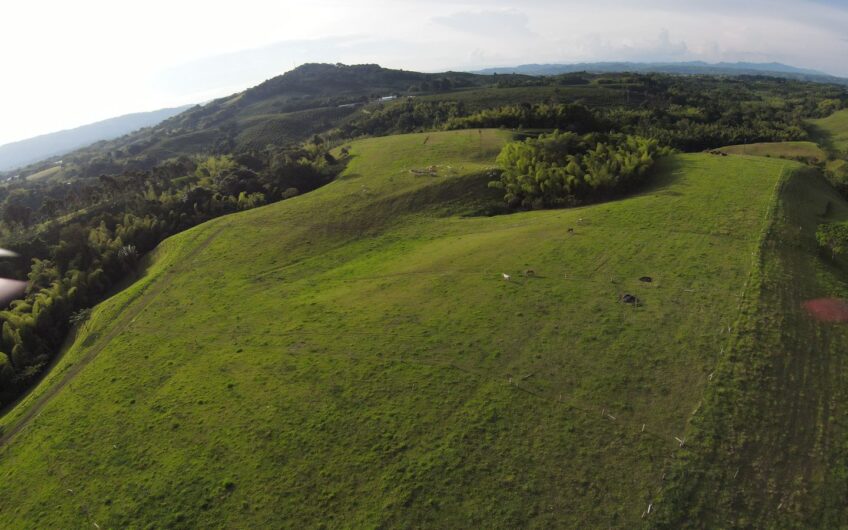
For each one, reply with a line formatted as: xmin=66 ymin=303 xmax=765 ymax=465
xmin=327 ymin=74 xmax=846 ymax=153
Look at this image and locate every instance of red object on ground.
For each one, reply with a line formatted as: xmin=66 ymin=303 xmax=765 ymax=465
xmin=803 ymin=298 xmax=848 ymax=323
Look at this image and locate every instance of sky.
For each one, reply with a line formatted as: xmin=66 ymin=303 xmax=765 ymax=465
xmin=2 ymin=0 xmax=848 ymax=146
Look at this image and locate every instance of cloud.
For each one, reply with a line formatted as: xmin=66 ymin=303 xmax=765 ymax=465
xmin=153 ymin=36 xmax=423 ymax=101
xmin=5 ymin=0 xmax=848 ymax=145
xmin=555 ymin=29 xmax=690 ymax=64
xmin=432 ymin=9 xmax=536 ymax=38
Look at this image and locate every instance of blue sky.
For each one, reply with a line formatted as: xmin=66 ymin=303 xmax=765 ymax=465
xmin=2 ymin=0 xmax=847 ymax=146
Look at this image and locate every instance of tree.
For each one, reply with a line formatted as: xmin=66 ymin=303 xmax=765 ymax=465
xmin=817 ymin=222 xmax=848 ymax=259
xmin=118 ymin=244 xmax=139 ymax=274
xmin=0 ymin=351 xmax=15 ymax=391
xmin=2 ymin=203 xmax=32 ymax=228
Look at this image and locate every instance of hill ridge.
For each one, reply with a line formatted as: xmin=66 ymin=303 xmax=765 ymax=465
xmin=0 ymin=129 xmax=812 ymax=527
xmin=0 ymin=105 xmax=193 ymax=172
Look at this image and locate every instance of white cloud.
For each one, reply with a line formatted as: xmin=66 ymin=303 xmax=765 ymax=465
xmin=1 ymin=0 xmax=847 ymax=146
xmin=432 ymin=9 xmax=536 ymax=38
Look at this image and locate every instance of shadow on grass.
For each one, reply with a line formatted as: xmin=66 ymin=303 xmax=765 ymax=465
xmin=806 ymin=123 xmax=840 ymax=158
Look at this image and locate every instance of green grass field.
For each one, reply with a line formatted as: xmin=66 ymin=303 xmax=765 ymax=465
xmin=810 ymin=108 xmax=848 ymax=154
xmin=717 ymin=141 xmax=826 ymax=163
xmin=0 ymin=129 xmax=836 ymax=528
xmin=24 ymin=165 xmax=62 ymax=182
xmin=828 ymin=158 xmax=847 ymax=176
xmin=655 ymin=166 xmax=848 ymax=528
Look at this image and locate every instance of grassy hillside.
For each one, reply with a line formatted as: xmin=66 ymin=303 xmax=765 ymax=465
xmin=0 ymin=130 xmax=800 ymax=527
xmin=810 ymin=108 xmax=848 ymax=154
xmin=655 ymin=166 xmax=848 ymax=528
xmin=808 ymin=109 xmax=848 ymax=184
xmin=716 ymin=141 xmax=826 ymax=163
xmin=24 ymin=165 xmax=62 ymax=183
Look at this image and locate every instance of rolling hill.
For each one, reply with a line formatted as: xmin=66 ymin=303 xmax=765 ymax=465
xmin=1 ymin=128 xmax=843 ymax=527
xmin=72 ymin=64 xmax=494 ymax=161
xmin=4 ymin=64 xmax=503 ymax=182
xmin=8 ymin=63 xmax=843 ymax=189
xmin=0 ymin=106 xmax=193 ymax=172
xmin=811 ymin=108 xmax=848 ymax=154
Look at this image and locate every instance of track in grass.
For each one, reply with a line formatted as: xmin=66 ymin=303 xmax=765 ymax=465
xmin=654 ymin=166 xmax=848 ymax=528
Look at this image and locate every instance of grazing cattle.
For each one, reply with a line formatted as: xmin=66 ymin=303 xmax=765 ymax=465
xmin=567 ymin=228 xmax=575 ymax=234
xmin=502 ymin=273 xmax=511 ymax=281
xmin=620 ymin=293 xmax=640 ymax=305
xmin=524 ymin=269 xmax=536 ymax=277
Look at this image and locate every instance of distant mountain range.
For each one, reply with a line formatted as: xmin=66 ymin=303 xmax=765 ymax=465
xmin=0 ymin=105 xmax=193 ymax=172
xmin=474 ymin=61 xmax=848 ymax=85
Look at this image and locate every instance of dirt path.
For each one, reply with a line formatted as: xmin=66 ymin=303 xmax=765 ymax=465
xmin=0 ymin=224 xmax=226 ymax=450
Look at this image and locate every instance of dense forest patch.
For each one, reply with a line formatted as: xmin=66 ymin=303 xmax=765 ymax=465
xmin=491 ymin=131 xmax=666 ymax=209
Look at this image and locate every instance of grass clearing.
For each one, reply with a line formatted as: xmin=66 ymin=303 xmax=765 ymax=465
xmin=0 ymin=130 xmax=795 ymax=528
xmin=717 ymin=141 xmax=826 ymax=163
xmin=810 ymin=108 xmax=848 ymax=155
xmin=24 ymin=165 xmax=62 ymax=182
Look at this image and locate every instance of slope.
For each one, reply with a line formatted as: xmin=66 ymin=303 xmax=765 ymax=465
xmin=0 ymin=130 xmax=791 ymax=528
xmin=654 ymin=164 xmax=848 ymax=527
xmin=716 ymin=141 xmax=826 ymax=164
xmin=810 ymin=108 xmax=848 ymax=154
xmin=809 ymin=108 xmax=848 ymax=184
xmin=52 ymin=64 xmax=496 ymax=175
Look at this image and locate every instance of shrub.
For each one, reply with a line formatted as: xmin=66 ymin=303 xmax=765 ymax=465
xmin=816 ymin=222 xmax=848 ymax=258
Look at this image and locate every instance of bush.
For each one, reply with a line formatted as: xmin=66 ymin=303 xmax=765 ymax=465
xmin=816 ymin=222 xmax=848 ymax=258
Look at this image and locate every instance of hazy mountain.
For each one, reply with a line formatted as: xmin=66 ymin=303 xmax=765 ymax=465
xmin=0 ymin=105 xmax=193 ymax=172
xmin=20 ymin=64 xmax=494 ymax=179
xmin=474 ymin=61 xmax=848 ymax=85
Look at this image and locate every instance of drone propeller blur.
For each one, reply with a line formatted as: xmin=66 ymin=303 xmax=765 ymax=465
xmin=0 ymin=248 xmax=27 ymax=308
